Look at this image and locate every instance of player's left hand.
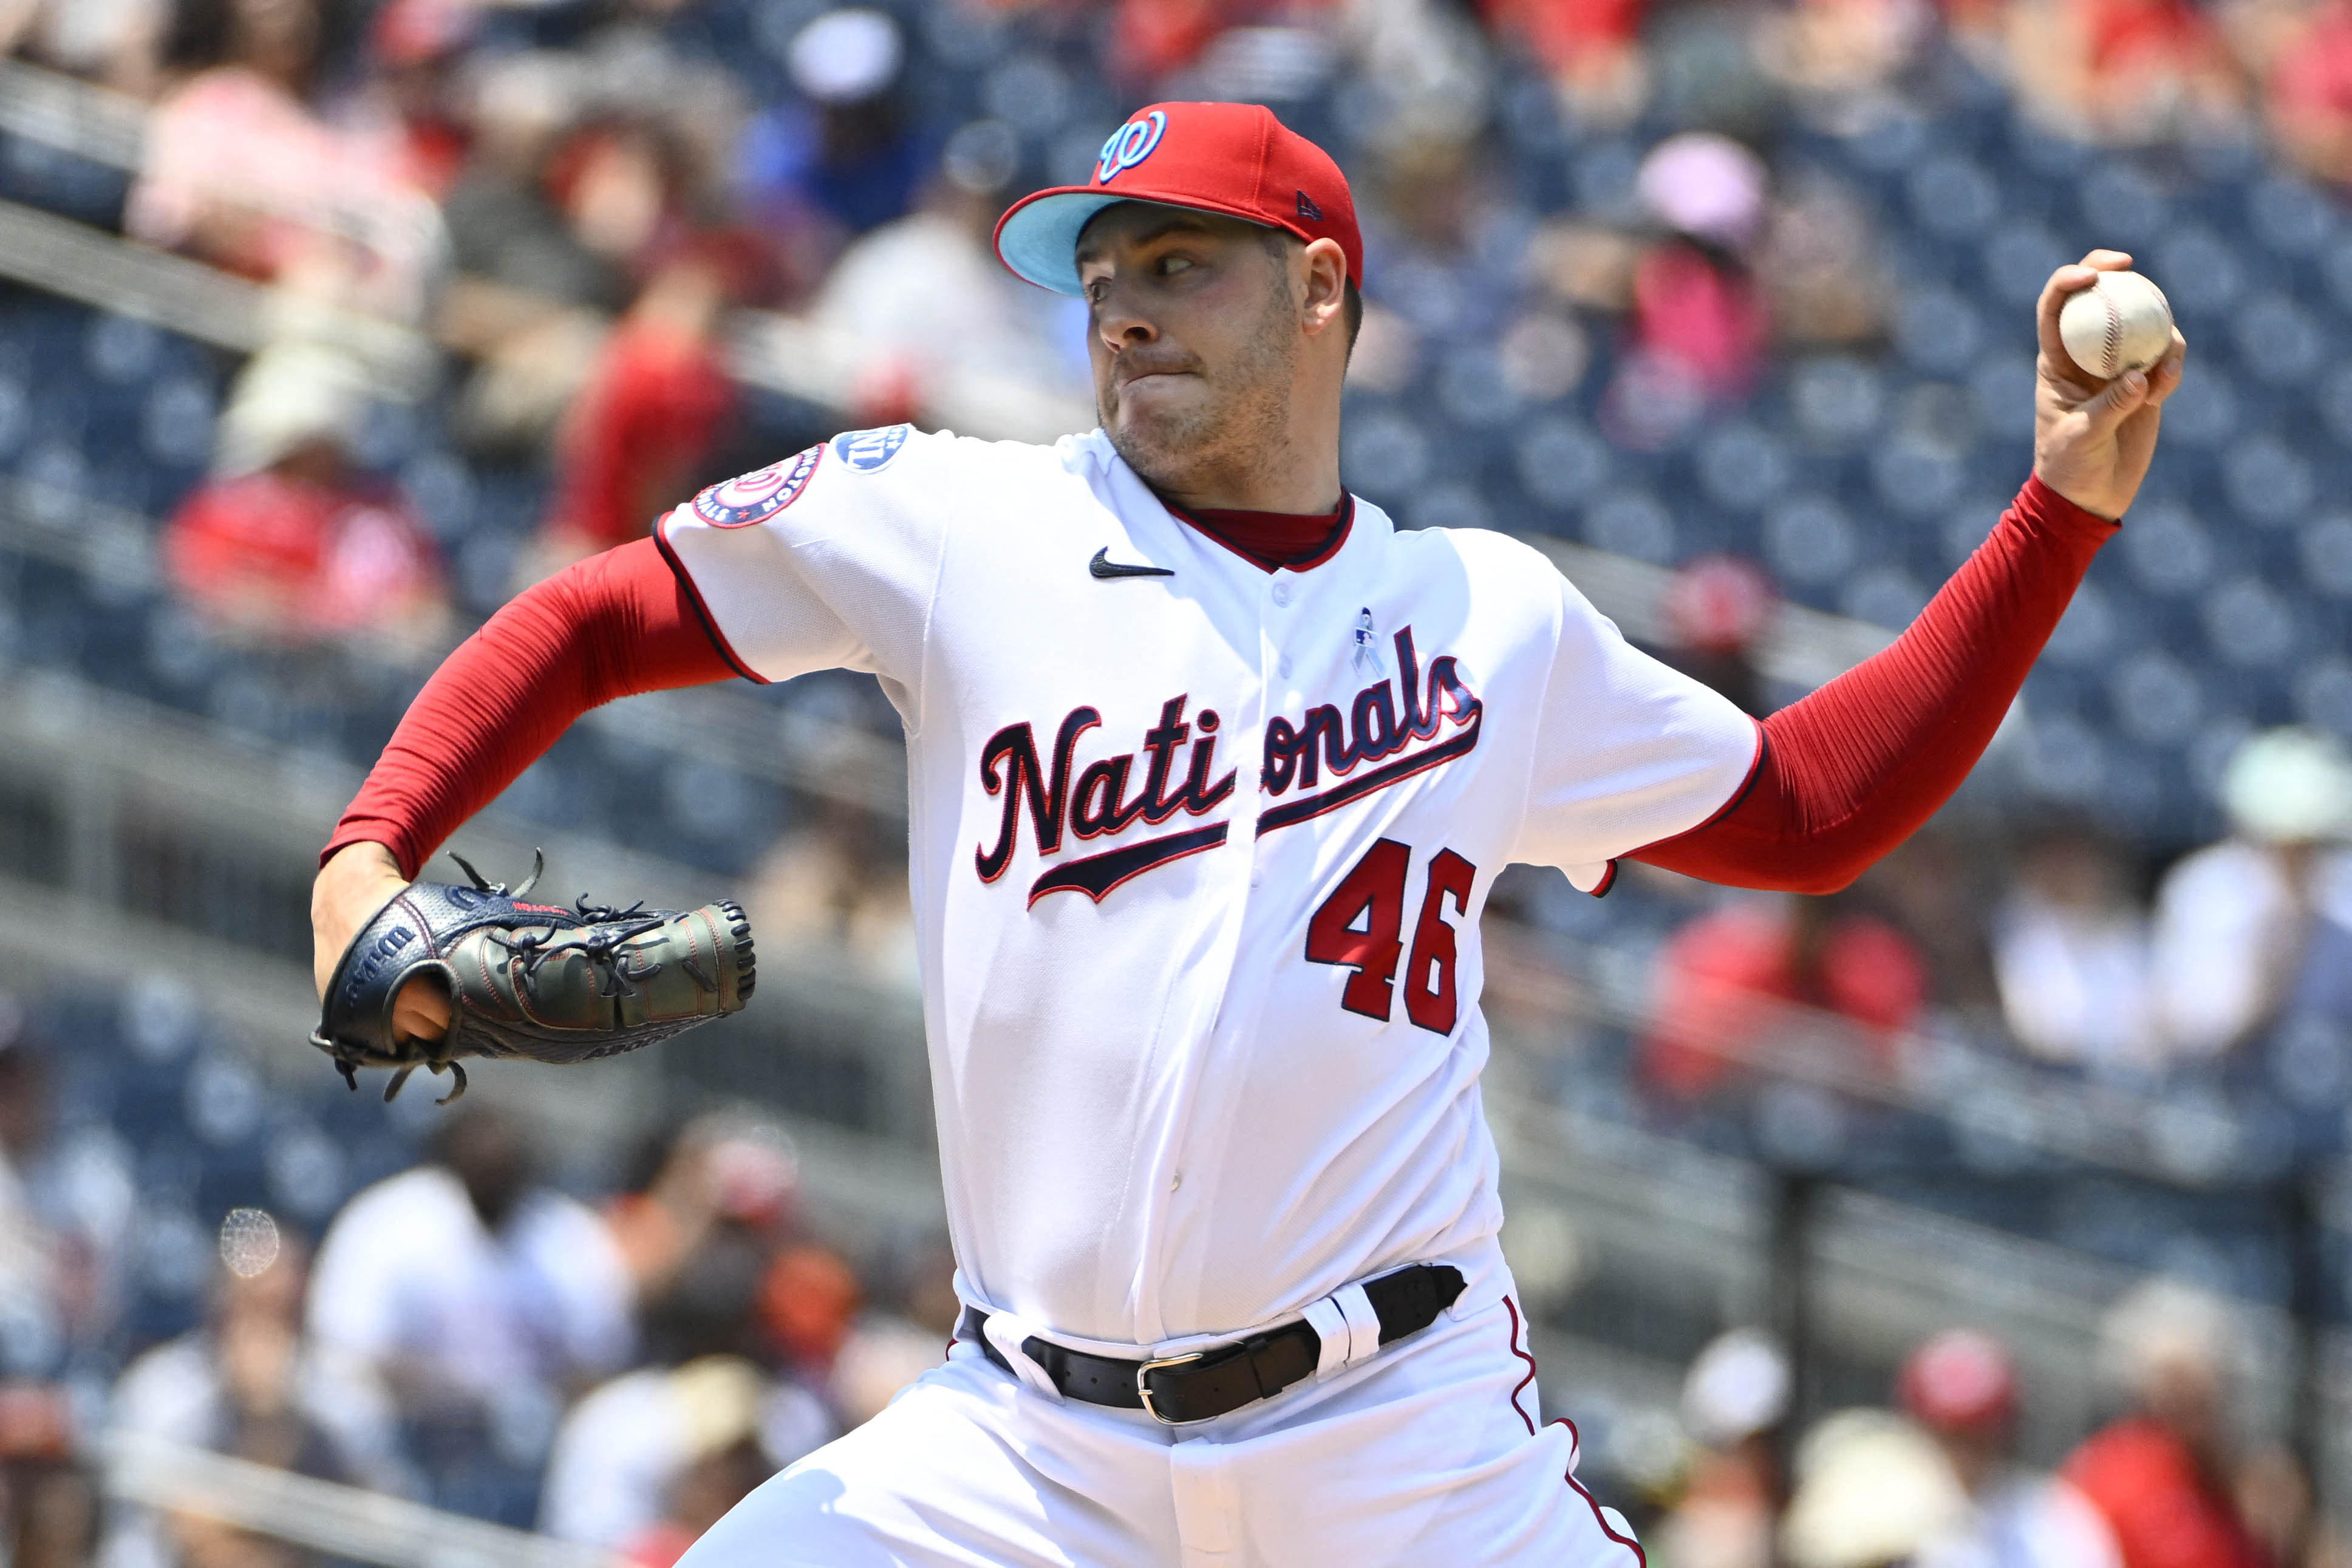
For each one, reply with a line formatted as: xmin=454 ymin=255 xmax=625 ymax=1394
xmin=2031 ymin=249 xmax=2186 ymax=521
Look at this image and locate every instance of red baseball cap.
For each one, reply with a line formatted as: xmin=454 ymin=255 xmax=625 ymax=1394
xmin=994 ymin=101 xmax=1363 ymax=297
xmin=1897 ymin=1329 xmax=2019 ymax=1435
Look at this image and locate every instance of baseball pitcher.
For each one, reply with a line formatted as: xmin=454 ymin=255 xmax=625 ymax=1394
xmin=311 ymin=103 xmax=2183 ymax=1566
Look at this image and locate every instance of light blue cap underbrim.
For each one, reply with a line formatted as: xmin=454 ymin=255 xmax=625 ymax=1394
xmin=998 ymin=191 xmax=1286 ymax=296
xmin=995 ymin=191 xmax=1127 ymax=296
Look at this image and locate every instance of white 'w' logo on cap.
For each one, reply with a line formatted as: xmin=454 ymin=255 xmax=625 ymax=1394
xmin=1096 ymin=111 xmax=1168 ymax=184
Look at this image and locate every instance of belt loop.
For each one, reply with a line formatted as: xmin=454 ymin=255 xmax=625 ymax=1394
xmin=1303 ymin=1295 xmax=1351 ymax=1379
xmin=1334 ymin=1283 xmax=1382 ymax=1366
xmin=980 ymin=1313 xmax=1065 ymax=1403
xmin=1304 ymin=1284 xmax=1383 ymax=1378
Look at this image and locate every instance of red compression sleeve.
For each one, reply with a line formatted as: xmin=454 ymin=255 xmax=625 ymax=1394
xmin=1629 ymin=476 xmax=2116 ymax=894
xmin=323 ymin=537 xmax=738 ymax=878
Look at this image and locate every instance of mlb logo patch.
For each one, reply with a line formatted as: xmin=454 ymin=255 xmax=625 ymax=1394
xmin=693 ymin=445 xmax=822 ymax=528
xmin=831 ymin=424 xmax=912 ymax=473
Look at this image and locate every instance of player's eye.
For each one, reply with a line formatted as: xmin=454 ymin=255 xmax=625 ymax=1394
xmin=1158 ymin=254 xmax=1194 ymax=276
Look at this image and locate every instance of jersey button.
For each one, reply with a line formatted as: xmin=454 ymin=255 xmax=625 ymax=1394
xmin=1169 ymin=1171 xmax=1182 ymax=1192
xmin=1270 ymin=580 xmax=1293 ymax=607
xmin=1278 ymin=655 xmax=1294 ymax=680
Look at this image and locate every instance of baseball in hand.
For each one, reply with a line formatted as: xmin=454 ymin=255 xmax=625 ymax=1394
xmin=2057 ymin=271 xmax=2173 ymax=380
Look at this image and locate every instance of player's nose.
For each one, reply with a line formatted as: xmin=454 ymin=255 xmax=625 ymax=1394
xmin=1092 ymin=282 xmax=1159 ymax=353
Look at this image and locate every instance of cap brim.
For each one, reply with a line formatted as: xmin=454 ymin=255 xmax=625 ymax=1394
xmin=993 ymin=188 xmax=1303 ymax=296
xmin=994 ymin=188 xmax=1124 ymax=296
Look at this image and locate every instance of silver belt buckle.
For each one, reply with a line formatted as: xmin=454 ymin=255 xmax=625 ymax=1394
xmin=1135 ymin=1350 xmax=1208 ymax=1425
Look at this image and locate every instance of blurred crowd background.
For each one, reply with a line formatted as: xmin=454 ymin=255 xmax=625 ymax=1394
xmin=1 ymin=0 xmax=2351 ymax=1563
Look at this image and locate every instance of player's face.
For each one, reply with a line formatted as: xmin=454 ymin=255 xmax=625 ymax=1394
xmin=1075 ymin=205 xmax=1300 ymax=496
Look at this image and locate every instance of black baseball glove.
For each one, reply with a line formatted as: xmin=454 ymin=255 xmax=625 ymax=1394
xmin=310 ymin=853 xmax=755 ymax=1103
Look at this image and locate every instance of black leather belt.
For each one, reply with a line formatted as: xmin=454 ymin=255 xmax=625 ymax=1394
xmin=961 ymin=1263 xmax=1465 ymax=1425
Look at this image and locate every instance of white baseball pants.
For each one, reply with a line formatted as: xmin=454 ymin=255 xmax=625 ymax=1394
xmin=675 ymin=1290 xmax=1645 ymax=1568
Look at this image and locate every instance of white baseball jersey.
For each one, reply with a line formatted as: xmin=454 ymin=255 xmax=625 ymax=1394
xmin=658 ymin=424 xmax=1756 ymax=1349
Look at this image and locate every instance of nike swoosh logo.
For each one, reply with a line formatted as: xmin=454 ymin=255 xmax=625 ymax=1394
xmin=1089 ymin=548 xmax=1174 ymax=579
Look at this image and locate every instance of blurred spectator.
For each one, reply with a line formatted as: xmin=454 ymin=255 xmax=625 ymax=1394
xmin=828 ymin=1233 xmax=957 ymax=1428
xmin=1898 ymin=1328 xmax=2123 ymax=1568
xmin=434 ymin=53 xmax=625 ymax=455
xmin=0 ymin=1015 xmax=100 ymax=1568
xmin=1753 ymin=172 xmax=1885 ymax=349
xmin=759 ymin=1243 xmax=861 ymax=1389
xmin=610 ymin=1358 xmax=787 ymax=1568
xmin=0 ymin=1023 xmax=66 ymax=1379
xmin=103 ymin=1213 xmax=378 ymax=1568
xmin=745 ymin=800 xmax=917 ymax=986
xmin=1659 ymin=554 xmax=1777 ymax=717
xmin=1757 ymin=0 xmax=1932 ymax=103
xmin=1096 ymin=0 xmax=1340 ymax=85
xmin=2261 ymin=0 xmax=2352 ymax=184
xmin=1602 ymin=134 xmax=1772 ymax=448
xmin=2266 ymin=4 xmax=2348 ymax=179
xmin=2062 ymin=1281 xmax=2274 ymax=1568
xmin=602 ymin=1113 xmax=801 ymax=1301
xmin=0 ymin=1380 xmax=88 ymax=1568
xmin=1655 ymin=1328 xmax=1790 ymax=1568
xmin=1358 ymin=124 xmax=1501 ymax=284
xmin=163 ymin=341 xmax=448 ymax=648
xmin=438 ymin=53 xmax=626 ymax=312
xmin=435 ymin=40 xmax=761 ymax=465
xmin=1529 ymin=164 xmax=1880 ymax=358
xmin=527 ymin=253 xmax=740 ymax=573
xmin=1332 ymin=0 xmax=1493 ymax=169
xmin=736 ymin=9 xmax=924 ymax=256
xmin=540 ymin=1224 xmax=831 ymax=1558
xmin=0 ymin=0 xmax=166 ymax=94
xmin=2150 ymin=728 xmax=2352 ymax=1057
xmin=0 ymin=1009 xmax=136 ymax=1378
xmin=129 ymin=0 xmax=441 ymax=320
xmin=305 ymin=1105 xmax=635 ymax=1522
xmin=363 ymin=0 xmax=482 ymax=197
xmin=541 ymin=118 xmax=703 ymax=286
xmin=1781 ymin=1409 xmax=1969 ymax=1568
xmin=1641 ymin=893 xmax=1926 ymax=1103
xmin=1485 ymin=0 xmax=1652 ymax=125
xmin=1103 ymin=0 xmax=1212 ymax=83
xmin=1991 ymin=822 xmax=2159 ymax=1072
xmin=810 ymin=118 xmax=1093 ymax=438
xmin=2007 ymin=0 xmax=2248 ymax=143
xmin=1858 ymin=830 xmax=2005 ymax=1025
xmin=446 ymin=108 xmax=732 ymax=459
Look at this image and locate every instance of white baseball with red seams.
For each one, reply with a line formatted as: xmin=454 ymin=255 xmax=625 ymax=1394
xmin=658 ymin=422 xmax=1754 ymax=1566
xmin=2057 ymin=271 xmax=2173 ymax=379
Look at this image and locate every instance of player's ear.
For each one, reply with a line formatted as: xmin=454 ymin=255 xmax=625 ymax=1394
xmin=1300 ymin=237 xmax=1348 ymax=339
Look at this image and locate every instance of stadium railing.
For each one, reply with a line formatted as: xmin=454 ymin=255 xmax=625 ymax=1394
xmin=103 ymin=1430 xmax=622 ymax=1568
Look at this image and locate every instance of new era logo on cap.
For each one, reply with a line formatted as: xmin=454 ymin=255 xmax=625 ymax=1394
xmin=994 ymin=101 xmax=1363 ymax=298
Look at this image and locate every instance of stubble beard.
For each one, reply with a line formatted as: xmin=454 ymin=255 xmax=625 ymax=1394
xmin=1102 ymin=289 xmax=1298 ymax=502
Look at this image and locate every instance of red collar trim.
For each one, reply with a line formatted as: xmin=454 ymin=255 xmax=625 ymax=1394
xmin=1163 ymin=493 xmax=1356 ymax=574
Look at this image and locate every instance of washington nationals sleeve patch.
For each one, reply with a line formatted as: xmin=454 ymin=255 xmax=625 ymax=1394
xmin=692 ymin=445 xmax=823 ymax=527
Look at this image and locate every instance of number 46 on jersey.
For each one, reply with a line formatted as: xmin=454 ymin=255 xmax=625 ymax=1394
xmin=1306 ymin=840 xmax=1477 ymax=1035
